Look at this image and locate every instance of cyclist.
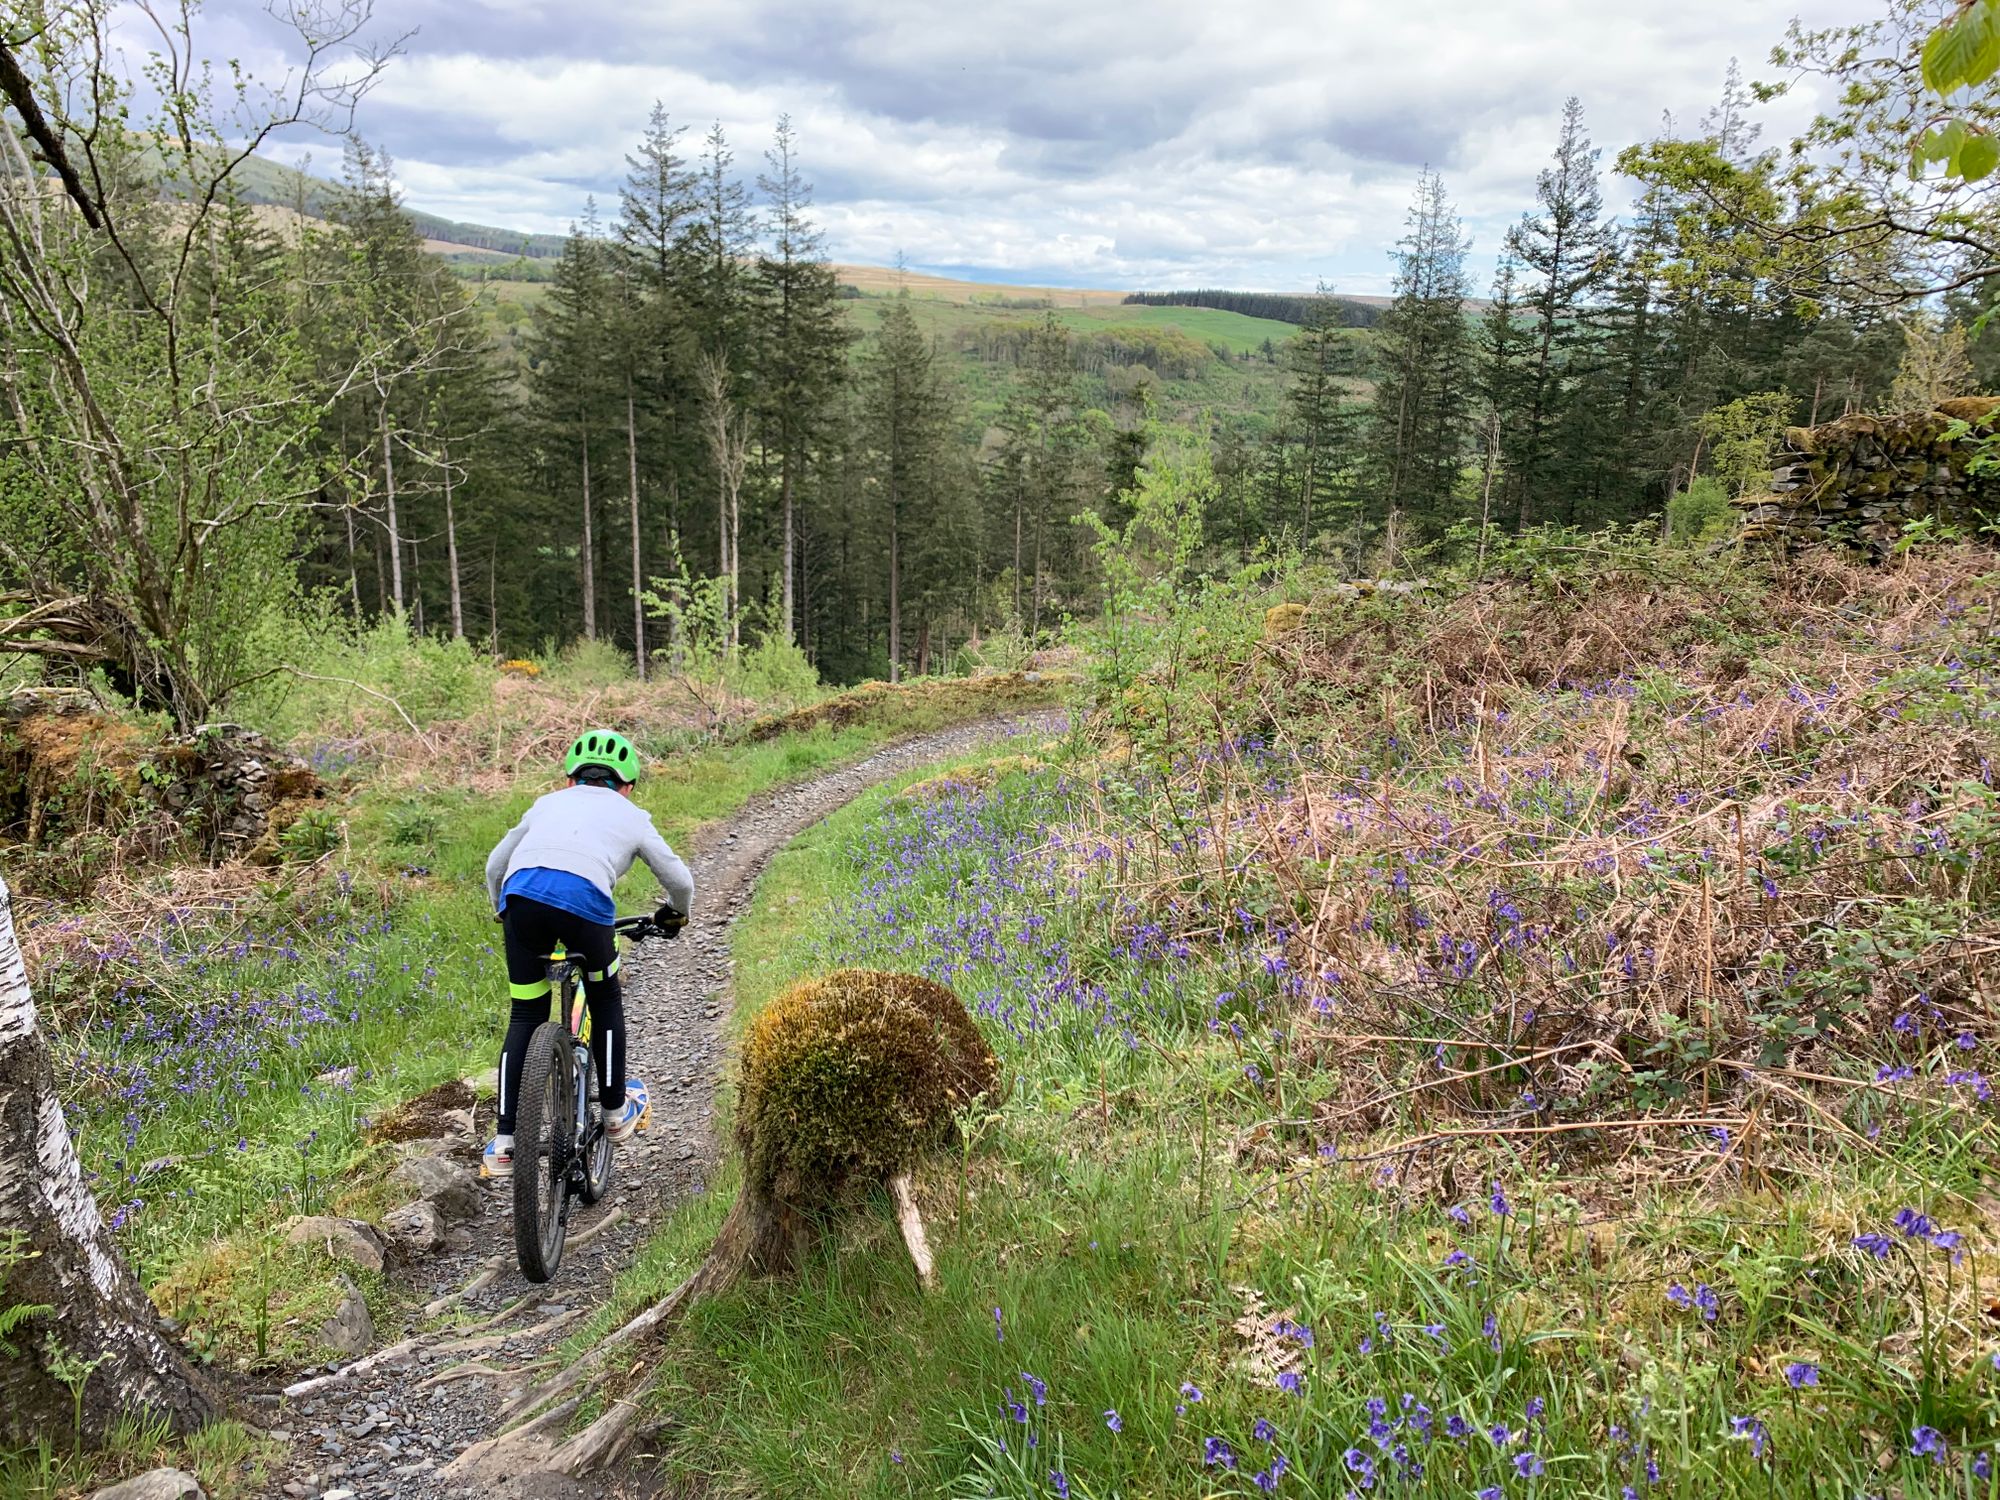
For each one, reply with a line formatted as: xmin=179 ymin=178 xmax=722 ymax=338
xmin=479 ymin=729 xmax=694 ymax=1179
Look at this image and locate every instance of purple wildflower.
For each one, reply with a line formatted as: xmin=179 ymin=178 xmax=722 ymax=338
xmin=1730 ymin=1415 xmax=1769 ymax=1459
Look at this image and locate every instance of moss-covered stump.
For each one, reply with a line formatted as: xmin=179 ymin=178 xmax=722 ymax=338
xmin=709 ymin=968 xmax=997 ymax=1284
xmin=1737 ymin=398 xmax=2000 ymax=555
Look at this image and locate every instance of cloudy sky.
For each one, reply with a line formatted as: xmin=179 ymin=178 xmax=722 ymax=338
xmin=180 ymin=0 xmax=1886 ymax=295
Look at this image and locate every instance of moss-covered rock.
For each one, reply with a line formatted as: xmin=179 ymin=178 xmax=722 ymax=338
xmin=736 ymin=969 xmax=998 ymax=1204
xmin=1262 ymin=603 xmax=1308 ymax=643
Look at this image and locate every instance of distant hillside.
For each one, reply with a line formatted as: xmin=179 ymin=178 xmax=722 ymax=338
xmin=217 ymin=150 xmax=569 ymax=260
xmin=1124 ymin=289 xmax=1386 ymax=328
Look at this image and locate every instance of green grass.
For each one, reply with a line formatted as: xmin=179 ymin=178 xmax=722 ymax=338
xmin=0 ymin=1415 xmax=270 ymax=1500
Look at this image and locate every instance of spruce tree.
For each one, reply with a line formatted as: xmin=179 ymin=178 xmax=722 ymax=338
xmin=615 ymin=104 xmax=701 ymax=672
xmin=755 ymin=116 xmax=853 ymax=645
xmin=1369 ymin=170 xmax=1474 ymax=541
xmin=527 ymin=206 xmax=618 ymax=642
xmin=1504 ymin=97 xmax=1616 ymax=527
xmin=1278 ymin=289 xmax=1360 ymax=559
xmin=862 ymin=295 xmax=948 ymax=680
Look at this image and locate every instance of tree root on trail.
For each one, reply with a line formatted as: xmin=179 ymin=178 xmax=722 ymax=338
xmin=440 ymin=1395 xmax=582 ymax=1480
xmin=564 ymin=1206 xmax=625 ymax=1250
xmin=424 ymin=1257 xmax=505 ymax=1319
xmin=461 ymin=1290 xmax=540 ymax=1334
xmin=416 ymin=1359 xmax=507 ymax=1393
xmin=544 ymin=1377 xmax=659 ymax=1475
xmin=280 ymin=1337 xmax=421 ymax=1400
xmin=478 ymin=1178 xmax=943 ymax=1480
xmin=495 ymin=1266 xmax=703 ymax=1425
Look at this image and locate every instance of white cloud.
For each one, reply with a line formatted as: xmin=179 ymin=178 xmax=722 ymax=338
xmin=182 ymin=0 xmax=1886 ymax=289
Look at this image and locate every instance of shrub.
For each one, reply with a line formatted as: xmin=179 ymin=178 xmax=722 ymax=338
xmin=735 ymin=968 xmax=998 ymax=1202
xmin=1667 ymin=475 xmax=1735 ymax=541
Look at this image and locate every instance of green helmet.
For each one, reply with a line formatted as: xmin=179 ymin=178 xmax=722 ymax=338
xmin=564 ymin=728 xmax=641 ymax=785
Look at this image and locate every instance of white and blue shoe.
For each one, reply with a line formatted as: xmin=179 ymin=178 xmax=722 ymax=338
xmin=606 ymin=1078 xmax=651 ymax=1143
xmin=481 ymin=1134 xmax=515 ymax=1179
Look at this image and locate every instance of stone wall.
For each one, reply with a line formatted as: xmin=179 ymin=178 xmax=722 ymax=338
xmin=1733 ymin=396 xmax=2000 ymax=554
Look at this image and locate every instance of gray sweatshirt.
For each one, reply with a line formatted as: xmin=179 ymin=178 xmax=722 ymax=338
xmin=484 ymin=785 xmax=695 ymax=916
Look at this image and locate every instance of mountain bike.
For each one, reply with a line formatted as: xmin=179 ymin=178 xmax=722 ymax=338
xmin=512 ymin=912 xmax=664 ymax=1283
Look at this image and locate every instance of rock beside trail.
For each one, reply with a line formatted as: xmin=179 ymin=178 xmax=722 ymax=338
xmin=88 ymin=1469 xmax=206 ymax=1500
xmin=286 ymin=1217 xmax=387 ymax=1275
xmin=389 ymin=1155 xmax=477 ymax=1223
xmin=381 ymin=1199 xmax=445 ymax=1252
xmin=321 ymin=1278 xmax=374 ymax=1357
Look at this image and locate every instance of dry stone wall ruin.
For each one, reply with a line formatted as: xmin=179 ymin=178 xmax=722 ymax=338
xmin=1733 ymin=397 xmax=2000 ymax=555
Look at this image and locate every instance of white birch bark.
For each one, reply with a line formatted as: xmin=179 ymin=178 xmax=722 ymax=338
xmin=0 ymin=877 xmax=217 ymax=1441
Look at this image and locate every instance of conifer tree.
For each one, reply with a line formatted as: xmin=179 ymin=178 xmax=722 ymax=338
xmin=1504 ymin=97 xmax=1616 ymax=527
xmin=528 ymin=206 xmax=617 ymax=642
xmin=614 ymin=104 xmax=700 ymax=673
xmin=1479 ymin=257 xmax=1534 ymax=531
xmin=1369 ymin=170 xmax=1474 ymax=539
xmin=862 ymin=295 xmax=949 ymax=680
xmin=1278 ymin=289 xmax=1360 ymax=557
xmin=756 ymin=116 xmax=853 ymax=644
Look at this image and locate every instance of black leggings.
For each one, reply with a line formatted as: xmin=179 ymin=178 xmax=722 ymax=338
xmin=496 ymin=895 xmax=627 ymax=1134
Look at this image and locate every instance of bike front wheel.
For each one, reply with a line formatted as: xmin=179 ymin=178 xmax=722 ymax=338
xmin=512 ymin=1020 xmax=573 ymax=1283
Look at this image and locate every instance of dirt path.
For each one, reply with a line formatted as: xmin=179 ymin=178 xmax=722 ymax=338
xmin=260 ymin=714 xmax=1057 ymax=1500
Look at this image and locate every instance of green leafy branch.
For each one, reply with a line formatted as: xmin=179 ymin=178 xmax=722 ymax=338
xmin=1915 ymin=0 xmax=2000 ymax=181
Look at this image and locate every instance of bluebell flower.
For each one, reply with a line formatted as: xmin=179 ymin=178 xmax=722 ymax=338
xmin=1730 ymin=1415 xmax=1769 ymax=1459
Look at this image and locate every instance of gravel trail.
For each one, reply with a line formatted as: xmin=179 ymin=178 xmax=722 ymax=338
xmin=257 ymin=713 xmax=1057 ymax=1500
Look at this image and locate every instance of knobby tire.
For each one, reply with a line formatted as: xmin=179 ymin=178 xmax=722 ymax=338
xmin=512 ymin=1020 xmax=572 ymax=1283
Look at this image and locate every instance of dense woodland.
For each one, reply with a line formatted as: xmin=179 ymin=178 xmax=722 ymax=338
xmin=1 ymin=0 xmax=1997 ymax=718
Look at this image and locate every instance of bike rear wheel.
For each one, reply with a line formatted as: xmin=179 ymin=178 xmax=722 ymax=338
xmin=512 ymin=1020 xmax=573 ymax=1283
xmin=577 ymin=1042 xmax=615 ymax=1204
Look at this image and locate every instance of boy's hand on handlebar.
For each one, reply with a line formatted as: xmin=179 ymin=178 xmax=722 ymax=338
xmin=654 ymin=902 xmax=687 ymax=939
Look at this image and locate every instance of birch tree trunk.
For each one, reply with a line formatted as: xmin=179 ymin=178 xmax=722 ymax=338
xmin=780 ymin=453 xmax=795 ymax=645
xmin=443 ymin=448 xmax=464 ymax=642
xmin=0 ymin=877 xmax=218 ymax=1442
xmin=580 ymin=425 xmax=597 ymax=642
xmin=380 ymin=401 xmax=404 ymax=616
xmin=626 ymin=382 xmax=646 ymax=679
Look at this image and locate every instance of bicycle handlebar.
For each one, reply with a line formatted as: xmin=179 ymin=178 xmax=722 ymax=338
xmin=614 ymin=908 xmax=685 ymax=940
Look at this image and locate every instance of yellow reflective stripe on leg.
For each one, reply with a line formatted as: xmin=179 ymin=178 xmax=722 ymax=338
xmin=587 ymin=956 xmax=620 ymax=983
xmin=509 ymin=979 xmax=552 ymax=1001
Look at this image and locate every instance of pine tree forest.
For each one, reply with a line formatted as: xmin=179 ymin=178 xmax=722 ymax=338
xmin=5 ymin=0 xmax=1998 ymax=715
